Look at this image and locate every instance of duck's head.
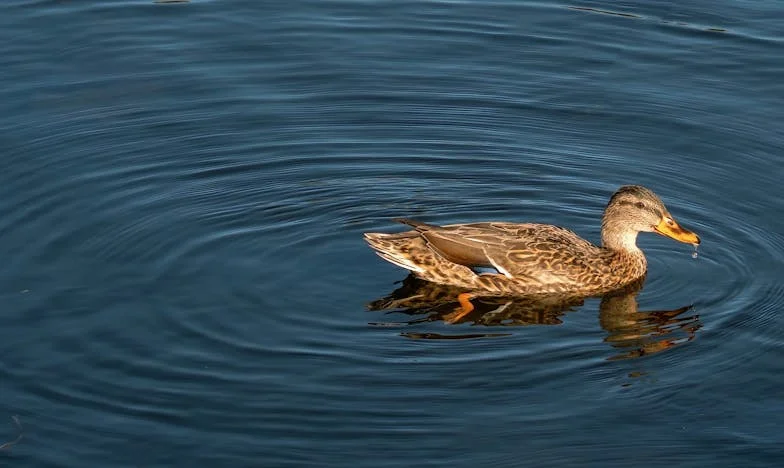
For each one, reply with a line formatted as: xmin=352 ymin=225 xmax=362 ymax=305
xmin=601 ymin=185 xmax=700 ymax=252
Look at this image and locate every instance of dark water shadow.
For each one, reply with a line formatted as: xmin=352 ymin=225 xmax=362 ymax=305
xmin=368 ymin=275 xmax=701 ymax=361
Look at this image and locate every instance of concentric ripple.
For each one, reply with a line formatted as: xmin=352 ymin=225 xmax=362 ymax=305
xmin=0 ymin=0 xmax=782 ymax=466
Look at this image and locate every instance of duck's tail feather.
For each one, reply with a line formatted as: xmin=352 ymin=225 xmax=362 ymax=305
xmin=363 ymin=231 xmax=426 ymax=273
xmin=363 ymin=229 xmax=478 ymax=288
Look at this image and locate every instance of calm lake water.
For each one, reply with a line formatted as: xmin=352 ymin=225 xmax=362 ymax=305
xmin=1 ymin=0 xmax=783 ymax=466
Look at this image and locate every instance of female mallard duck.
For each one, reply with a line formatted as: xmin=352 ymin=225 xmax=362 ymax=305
xmin=364 ymin=185 xmax=700 ymax=296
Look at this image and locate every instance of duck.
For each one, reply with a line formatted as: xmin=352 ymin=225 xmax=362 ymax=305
xmin=364 ymin=185 xmax=700 ymax=297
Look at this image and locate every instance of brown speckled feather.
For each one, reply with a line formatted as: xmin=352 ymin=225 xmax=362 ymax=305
xmin=365 ymin=186 xmax=697 ymax=296
xmin=366 ymin=220 xmax=646 ymax=296
xmin=365 ymin=220 xmax=645 ymax=295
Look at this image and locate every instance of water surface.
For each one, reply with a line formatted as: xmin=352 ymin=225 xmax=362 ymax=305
xmin=1 ymin=0 xmax=783 ymax=466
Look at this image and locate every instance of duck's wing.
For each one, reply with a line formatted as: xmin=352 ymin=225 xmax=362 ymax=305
xmin=394 ymin=219 xmax=502 ymax=268
xmin=397 ymin=219 xmax=599 ymax=281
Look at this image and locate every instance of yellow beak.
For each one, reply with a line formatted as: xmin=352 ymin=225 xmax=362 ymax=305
xmin=654 ymin=217 xmax=700 ymax=244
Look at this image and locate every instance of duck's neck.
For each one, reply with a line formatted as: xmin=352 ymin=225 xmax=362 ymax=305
xmin=600 ymin=220 xmax=648 ymax=285
xmin=601 ymin=229 xmax=642 ymax=254
xmin=601 ymin=218 xmax=642 ymax=255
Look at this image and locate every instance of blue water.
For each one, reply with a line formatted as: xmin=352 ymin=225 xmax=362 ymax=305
xmin=1 ymin=1 xmax=783 ymax=466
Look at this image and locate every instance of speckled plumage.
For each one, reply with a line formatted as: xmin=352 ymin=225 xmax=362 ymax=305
xmin=364 ymin=185 xmax=699 ymax=296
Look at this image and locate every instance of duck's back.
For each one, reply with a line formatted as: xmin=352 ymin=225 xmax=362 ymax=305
xmin=427 ymin=222 xmax=607 ymax=284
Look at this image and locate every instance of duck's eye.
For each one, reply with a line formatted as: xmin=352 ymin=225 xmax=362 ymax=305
xmin=635 ymin=201 xmax=645 ymax=209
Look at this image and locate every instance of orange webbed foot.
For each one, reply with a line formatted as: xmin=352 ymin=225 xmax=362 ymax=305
xmin=443 ymin=293 xmax=476 ymax=324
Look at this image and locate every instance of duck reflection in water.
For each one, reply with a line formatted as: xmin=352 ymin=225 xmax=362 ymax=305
xmin=368 ymin=275 xmax=701 ymax=360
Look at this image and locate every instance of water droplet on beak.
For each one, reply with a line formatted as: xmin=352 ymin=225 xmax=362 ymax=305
xmin=691 ymin=243 xmax=699 ymax=259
